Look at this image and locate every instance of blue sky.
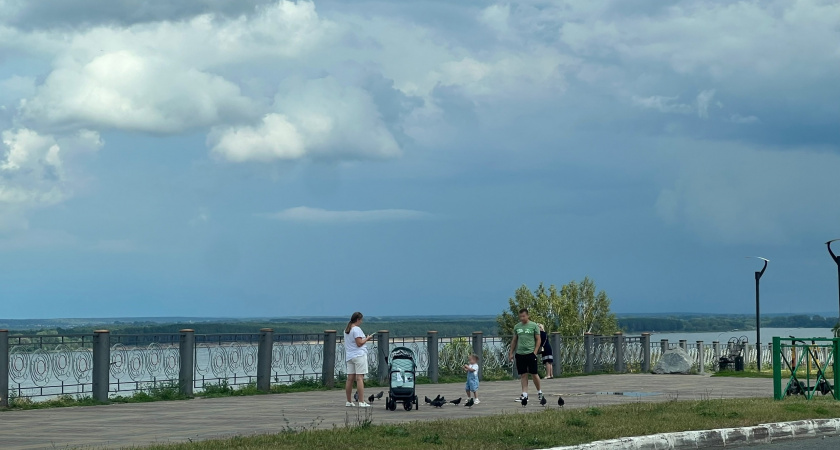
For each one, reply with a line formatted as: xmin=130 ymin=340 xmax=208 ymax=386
xmin=0 ymin=0 xmax=839 ymax=319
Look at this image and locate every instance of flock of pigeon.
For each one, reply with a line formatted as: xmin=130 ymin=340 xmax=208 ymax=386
xmin=424 ymin=395 xmax=470 ymax=408
xmin=518 ymin=395 xmax=565 ymax=407
xmin=354 ymin=390 xmax=566 ymax=409
xmin=353 ymin=391 xmax=385 ymax=403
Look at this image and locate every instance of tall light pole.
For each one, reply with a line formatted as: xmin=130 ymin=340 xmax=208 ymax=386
xmin=827 ymin=239 xmax=840 ymax=332
xmin=748 ymin=257 xmax=768 ymax=371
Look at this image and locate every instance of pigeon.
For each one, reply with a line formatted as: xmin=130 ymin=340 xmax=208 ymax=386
xmin=353 ymin=391 xmax=358 ymax=402
xmin=425 ymin=396 xmax=433 ymax=404
xmin=440 ymin=396 xmax=446 ymax=403
xmin=449 ymin=397 xmax=462 ymax=405
xmin=521 ymin=396 xmax=528 ymax=407
xmin=375 ymin=391 xmax=384 ymax=399
xmin=433 ymin=394 xmax=442 ymax=402
xmin=540 ymin=396 xmax=547 ymax=406
xmin=368 ymin=394 xmax=375 ymax=403
xmin=464 ymin=398 xmax=475 ymax=408
xmin=558 ymin=396 xmax=565 ymax=407
xmin=431 ymin=399 xmax=446 ymax=408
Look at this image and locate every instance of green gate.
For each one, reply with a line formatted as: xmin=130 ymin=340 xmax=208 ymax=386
xmin=772 ymin=337 xmax=840 ymax=400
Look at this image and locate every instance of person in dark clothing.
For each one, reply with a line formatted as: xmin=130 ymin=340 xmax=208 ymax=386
xmin=538 ymin=323 xmax=554 ymax=379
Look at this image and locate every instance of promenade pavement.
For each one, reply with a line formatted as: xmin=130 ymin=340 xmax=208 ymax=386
xmin=0 ymin=374 xmax=773 ymax=449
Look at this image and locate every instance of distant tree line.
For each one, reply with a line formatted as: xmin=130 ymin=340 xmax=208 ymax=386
xmin=35 ymin=319 xmax=500 ymax=338
xmin=9 ymin=314 xmax=834 ymax=340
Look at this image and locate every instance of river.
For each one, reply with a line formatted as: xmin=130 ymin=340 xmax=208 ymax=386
xmin=648 ymin=328 xmax=834 ymax=344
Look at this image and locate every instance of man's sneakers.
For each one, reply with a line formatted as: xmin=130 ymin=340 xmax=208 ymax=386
xmin=357 ymin=402 xmax=372 ymax=408
xmin=474 ymin=399 xmax=480 ymax=404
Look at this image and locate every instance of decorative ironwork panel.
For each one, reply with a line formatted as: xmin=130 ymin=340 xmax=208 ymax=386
xmin=8 ymin=334 xmax=95 ymax=399
xmin=481 ymin=336 xmax=513 ymax=376
xmin=109 ymin=341 xmax=180 ymax=392
xmin=592 ymin=336 xmax=616 ymax=371
xmin=194 ymin=333 xmax=259 ymax=389
xmin=269 ymin=333 xmax=325 ymax=384
xmin=437 ymin=336 xmax=473 ymax=376
xmin=623 ymin=337 xmax=645 ymax=372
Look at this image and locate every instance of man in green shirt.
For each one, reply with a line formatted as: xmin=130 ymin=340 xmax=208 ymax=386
xmin=508 ymin=308 xmax=542 ymax=402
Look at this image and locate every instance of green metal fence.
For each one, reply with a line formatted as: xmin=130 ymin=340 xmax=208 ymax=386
xmin=772 ymin=337 xmax=840 ymax=400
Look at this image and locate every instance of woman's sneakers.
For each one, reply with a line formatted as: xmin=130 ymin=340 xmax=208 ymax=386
xmin=346 ymin=401 xmax=355 ymax=407
xmin=357 ymin=402 xmax=372 ymax=408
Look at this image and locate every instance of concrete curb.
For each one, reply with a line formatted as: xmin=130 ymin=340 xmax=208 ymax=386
xmin=546 ymin=418 xmax=840 ymax=449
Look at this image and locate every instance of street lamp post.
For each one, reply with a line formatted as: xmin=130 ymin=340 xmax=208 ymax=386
xmin=748 ymin=257 xmax=769 ymax=371
xmin=827 ymin=240 xmax=840 ymax=331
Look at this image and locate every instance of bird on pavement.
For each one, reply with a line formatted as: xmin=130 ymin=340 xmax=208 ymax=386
xmin=521 ymin=396 xmax=528 ymax=407
xmin=449 ymin=397 xmax=462 ymax=405
xmin=464 ymin=398 xmax=475 ymax=408
xmin=425 ymin=396 xmax=433 ymax=404
xmin=368 ymin=394 xmax=375 ymax=403
xmin=540 ymin=395 xmax=547 ymax=406
xmin=558 ymin=396 xmax=565 ymax=407
xmin=440 ymin=396 xmax=446 ymax=403
xmin=431 ymin=399 xmax=446 ymax=408
xmin=375 ymin=391 xmax=384 ymax=399
xmin=353 ymin=391 xmax=358 ymax=402
xmin=433 ymin=394 xmax=441 ymax=402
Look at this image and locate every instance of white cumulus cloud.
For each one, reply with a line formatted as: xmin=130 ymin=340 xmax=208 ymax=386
xmin=211 ymin=77 xmax=401 ymax=162
xmin=21 ymin=50 xmax=255 ymax=133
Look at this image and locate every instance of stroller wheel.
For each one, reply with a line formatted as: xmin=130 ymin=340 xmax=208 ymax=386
xmin=403 ymin=401 xmax=412 ymax=411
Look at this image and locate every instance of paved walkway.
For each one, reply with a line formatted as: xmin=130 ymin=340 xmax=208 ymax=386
xmin=0 ymin=374 xmax=773 ymax=449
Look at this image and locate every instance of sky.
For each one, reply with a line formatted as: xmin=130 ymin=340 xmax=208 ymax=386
xmin=0 ymin=0 xmax=839 ymax=319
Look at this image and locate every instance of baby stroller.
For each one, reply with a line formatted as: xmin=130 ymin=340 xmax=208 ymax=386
xmin=385 ymin=347 xmax=419 ymax=411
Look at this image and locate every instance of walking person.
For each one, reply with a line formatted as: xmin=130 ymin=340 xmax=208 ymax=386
xmin=344 ymin=311 xmax=375 ymax=407
xmin=509 ymin=308 xmax=542 ymax=402
xmin=539 ymin=323 xmax=554 ymax=379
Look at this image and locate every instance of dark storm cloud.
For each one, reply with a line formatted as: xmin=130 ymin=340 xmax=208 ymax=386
xmin=0 ymin=0 xmax=275 ymax=29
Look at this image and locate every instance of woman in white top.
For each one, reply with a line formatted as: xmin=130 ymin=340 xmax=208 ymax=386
xmin=344 ymin=311 xmax=374 ymax=407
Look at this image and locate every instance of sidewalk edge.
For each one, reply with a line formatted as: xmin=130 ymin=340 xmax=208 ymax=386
xmin=544 ymin=418 xmax=840 ymax=449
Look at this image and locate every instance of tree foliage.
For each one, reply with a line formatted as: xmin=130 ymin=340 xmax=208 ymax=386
xmin=496 ymin=277 xmax=618 ymax=337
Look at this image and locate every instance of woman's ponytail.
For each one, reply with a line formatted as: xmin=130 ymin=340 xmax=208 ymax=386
xmin=345 ymin=311 xmax=363 ymax=334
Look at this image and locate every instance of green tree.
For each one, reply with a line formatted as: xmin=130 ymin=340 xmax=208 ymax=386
xmin=496 ymin=277 xmax=618 ymax=337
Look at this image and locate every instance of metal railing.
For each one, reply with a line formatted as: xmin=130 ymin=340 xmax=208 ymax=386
xmin=1 ymin=329 xmax=698 ymax=404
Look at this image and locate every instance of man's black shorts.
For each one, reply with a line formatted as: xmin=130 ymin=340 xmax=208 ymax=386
xmin=515 ymin=352 xmax=539 ymax=375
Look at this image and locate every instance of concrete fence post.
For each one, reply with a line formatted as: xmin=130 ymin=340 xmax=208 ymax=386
xmin=377 ymin=330 xmax=389 ymax=384
xmin=0 ymin=330 xmax=8 ymax=407
xmin=641 ymin=332 xmax=652 ymax=373
xmin=697 ymin=341 xmax=705 ymax=374
xmin=427 ymin=331 xmax=439 ymax=383
xmin=471 ymin=332 xmax=484 ymax=381
xmin=179 ymin=329 xmax=195 ymax=397
xmin=679 ymin=339 xmax=687 ymax=351
xmin=713 ymin=341 xmax=721 ymax=372
xmin=322 ymin=330 xmax=337 ymax=388
xmin=257 ymin=328 xmax=273 ymax=392
xmin=551 ymin=332 xmax=562 ymax=376
xmin=584 ymin=333 xmax=595 ymax=373
xmin=614 ymin=332 xmax=625 ymax=373
xmin=661 ymin=339 xmax=669 ymax=354
xmin=92 ymin=330 xmax=110 ymax=402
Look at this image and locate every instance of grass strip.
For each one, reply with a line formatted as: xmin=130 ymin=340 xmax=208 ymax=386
xmin=137 ymin=397 xmax=840 ymax=449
